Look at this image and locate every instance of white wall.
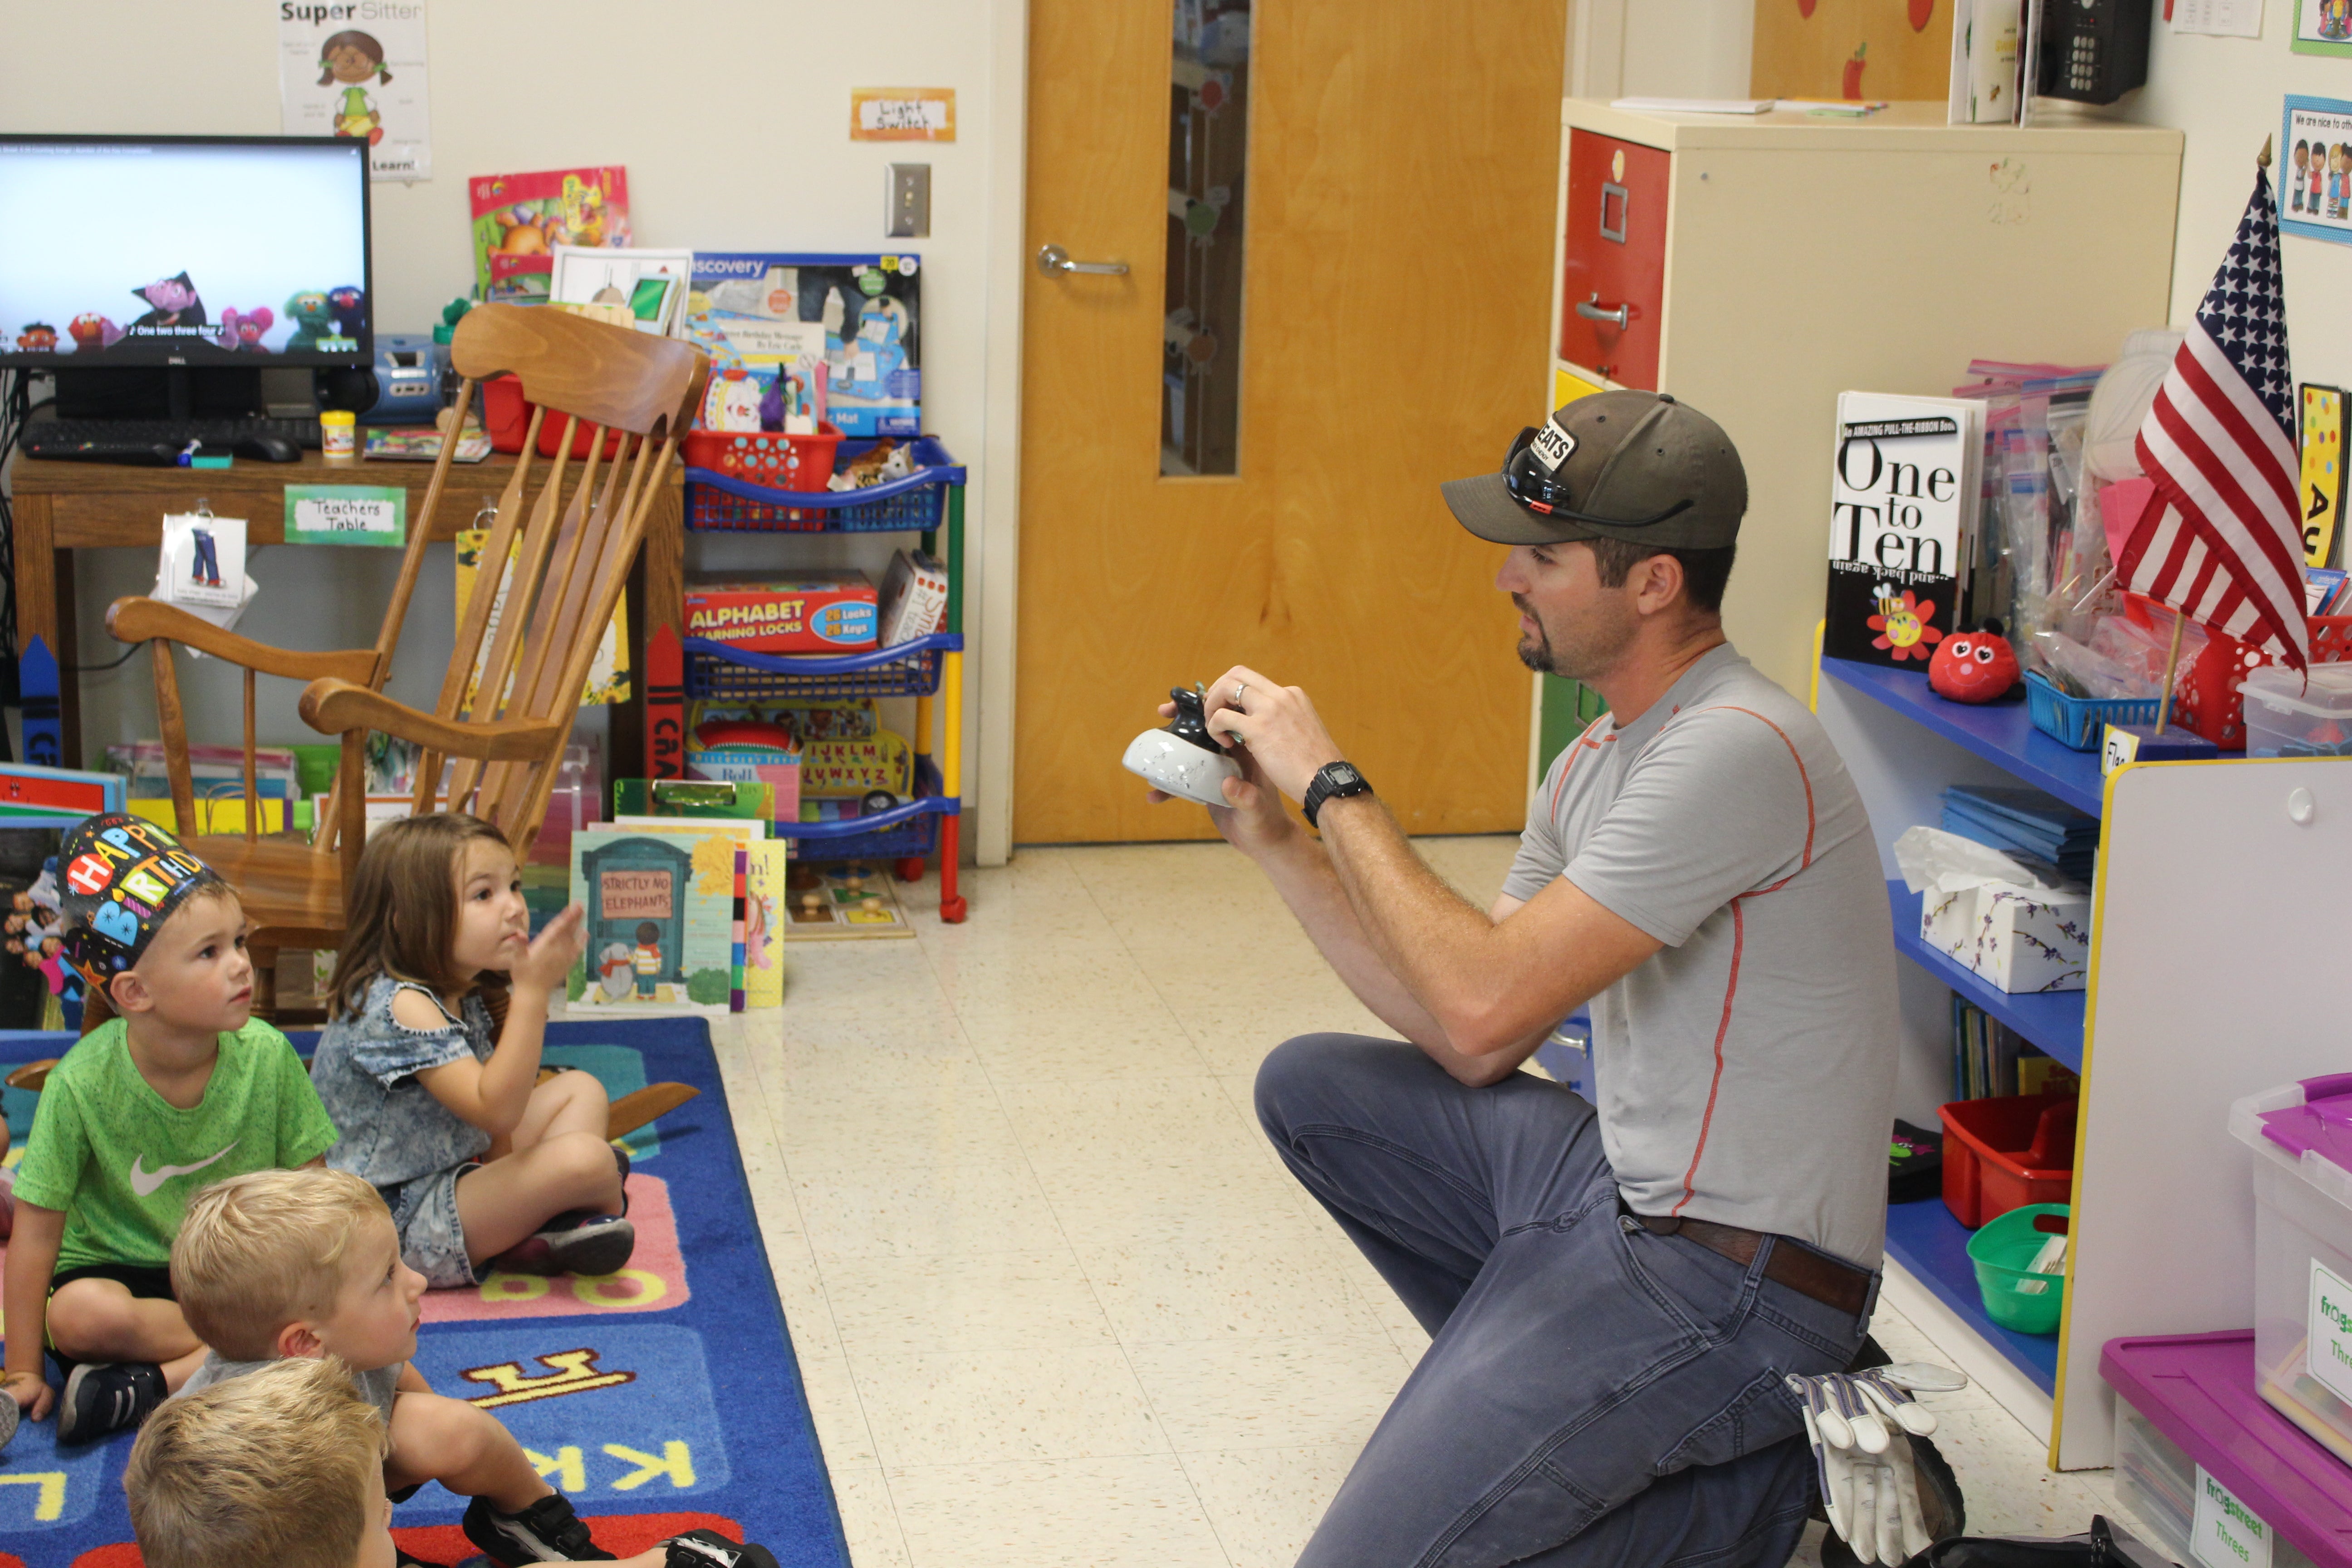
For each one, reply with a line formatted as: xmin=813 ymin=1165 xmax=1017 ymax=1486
xmin=0 ymin=0 xmax=1011 ymax=840
xmin=1620 ymin=0 xmax=1757 ymax=99
xmin=2123 ymin=15 xmax=2352 ymax=389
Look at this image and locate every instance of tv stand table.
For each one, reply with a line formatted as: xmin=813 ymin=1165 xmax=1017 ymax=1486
xmin=8 ymin=449 xmax=682 ymax=769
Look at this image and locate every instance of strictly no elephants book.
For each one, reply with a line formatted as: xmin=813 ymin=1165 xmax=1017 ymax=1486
xmin=1821 ymin=392 xmax=1984 ymax=668
xmin=566 ymin=826 xmax=739 ymax=1008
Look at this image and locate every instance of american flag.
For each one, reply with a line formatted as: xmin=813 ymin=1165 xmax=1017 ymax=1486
xmin=2117 ymin=166 xmax=2308 ymax=674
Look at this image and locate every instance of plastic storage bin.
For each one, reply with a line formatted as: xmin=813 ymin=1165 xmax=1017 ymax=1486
xmin=683 ymin=424 xmax=843 ymax=490
xmin=2024 ymin=671 xmax=2159 ymax=751
xmin=2241 ymin=663 xmax=2352 ymax=758
xmin=1964 ymin=1202 xmax=2069 ymax=1334
xmin=1938 ymin=1093 xmax=2078 ymax=1228
xmin=2230 ymin=1077 xmax=2352 ymax=1465
xmin=479 ymin=374 xmax=627 ymax=461
xmin=2112 ymin=1393 xmax=2320 ymax=1568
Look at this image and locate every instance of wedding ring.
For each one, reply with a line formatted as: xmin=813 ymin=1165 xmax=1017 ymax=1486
xmin=1233 ymin=681 xmax=1248 ymax=707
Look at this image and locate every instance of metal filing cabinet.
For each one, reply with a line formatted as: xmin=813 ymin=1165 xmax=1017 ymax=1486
xmin=1541 ymin=100 xmax=2183 ymax=704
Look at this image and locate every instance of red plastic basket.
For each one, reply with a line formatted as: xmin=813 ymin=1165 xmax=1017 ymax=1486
xmin=682 ymin=422 xmax=843 ymax=489
xmin=1939 ymin=1093 xmax=2078 ymax=1229
xmin=479 ymin=374 xmax=627 ymax=461
xmin=2136 ymin=601 xmax=2352 ymax=751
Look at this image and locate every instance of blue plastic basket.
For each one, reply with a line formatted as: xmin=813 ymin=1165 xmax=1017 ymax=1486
xmin=783 ymin=757 xmax=958 ymax=860
xmin=684 ymin=437 xmax=965 ymax=534
xmin=684 ymin=633 xmax=960 ymax=702
xmin=2024 ymin=671 xmax=2159 ymax=752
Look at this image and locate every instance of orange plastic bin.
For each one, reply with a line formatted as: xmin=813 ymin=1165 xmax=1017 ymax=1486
xmin=1938 ymin=1093 xmax=2078 ymax=1229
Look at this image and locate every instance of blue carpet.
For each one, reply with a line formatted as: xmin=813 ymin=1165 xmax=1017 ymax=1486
xmin=0 ymin=1018 xmax=850 ymax=1568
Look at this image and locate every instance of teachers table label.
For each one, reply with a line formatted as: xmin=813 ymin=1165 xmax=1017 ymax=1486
xmin=286 ymin=485 xmax=406 ymax=546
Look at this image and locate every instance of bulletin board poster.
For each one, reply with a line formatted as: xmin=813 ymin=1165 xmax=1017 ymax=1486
xmin=2281 ymin=98 xmax=2352 ymax=244
xmin=277 ymin=2 xmax=433 ymax=181
xmin=2295 ymin=0 xmax=2352 ymax=55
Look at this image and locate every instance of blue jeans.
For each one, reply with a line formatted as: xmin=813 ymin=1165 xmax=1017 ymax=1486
xmin=1255 ymin=1034 xmax=1875 ymax=1568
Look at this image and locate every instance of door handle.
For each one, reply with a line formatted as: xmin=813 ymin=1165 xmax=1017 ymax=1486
xmin=1576 ymin=294 xmax=1631 ymax=329
xmin=1036 ymin=243 xmax=1130 ymax=278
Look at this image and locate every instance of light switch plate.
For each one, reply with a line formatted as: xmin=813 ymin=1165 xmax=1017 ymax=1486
xmin=887 ymin=163 xmax=931 ymax=238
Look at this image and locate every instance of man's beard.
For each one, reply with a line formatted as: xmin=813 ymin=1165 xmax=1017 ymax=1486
xmin=1516 ymin=617 xmax=1558 ymax=675
xmin=1514 ymin=593 xmax=1632 ymax=682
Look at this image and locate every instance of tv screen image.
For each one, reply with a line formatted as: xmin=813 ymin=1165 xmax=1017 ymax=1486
xmin=0 ymin=136 xmax=372 ymax=368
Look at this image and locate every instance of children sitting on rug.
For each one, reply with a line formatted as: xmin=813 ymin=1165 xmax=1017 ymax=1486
xmin=1 ymin=814 xmax=339 ymax=1444
xmin=128 ymin=1354 xmax=782 ymax=1568
xmin=171 ymin=1166 xmax=610 ymax=1564
xmin=311 ymin=813 xmax=624 ymax=1287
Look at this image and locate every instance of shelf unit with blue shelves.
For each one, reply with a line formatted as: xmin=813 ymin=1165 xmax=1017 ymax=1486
xmin=680 ymin=441 xmax=970 ymax=921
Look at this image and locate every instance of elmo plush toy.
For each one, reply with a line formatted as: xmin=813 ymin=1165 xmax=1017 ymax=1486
xmin=1929 ymin=620 xmax=2021 ymax=703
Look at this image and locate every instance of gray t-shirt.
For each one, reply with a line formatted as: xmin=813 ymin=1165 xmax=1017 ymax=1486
xmin=172 ymin=1352 xmax=401 ymax=1426
xmin=1503 ymin=642 xmax=1896 ymax=1267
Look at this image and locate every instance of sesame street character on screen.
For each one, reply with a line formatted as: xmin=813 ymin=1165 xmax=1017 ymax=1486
xmin=129 ymin=272 xmax=206 ymax=332
xmin=318 ymin=30 xmax=391 ymax=145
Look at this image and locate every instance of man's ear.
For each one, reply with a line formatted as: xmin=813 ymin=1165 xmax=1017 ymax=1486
xmin=107 ymin=967 xmax=155 ymax=1016
xmin=1632 ymin=551 xmax=1688 ymax=616
xmin=277 ymin=1319 xmax=327 ymax=1359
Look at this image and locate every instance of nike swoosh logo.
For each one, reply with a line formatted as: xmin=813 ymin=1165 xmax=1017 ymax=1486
xmin=127 ymin=1142 xmax=238 ymax=1198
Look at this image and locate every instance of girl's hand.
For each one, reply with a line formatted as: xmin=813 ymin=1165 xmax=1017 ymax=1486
xmin=510 ymin=904 xmax=586 ymax=996
xmin=4 ymin=1369 xmax=53 ymax=1421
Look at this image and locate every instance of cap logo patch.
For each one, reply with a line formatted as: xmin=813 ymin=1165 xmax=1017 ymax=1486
xmin=1529 ymin=420 xmax=1577 ymax=473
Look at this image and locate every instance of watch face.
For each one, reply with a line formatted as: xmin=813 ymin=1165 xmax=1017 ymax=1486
xmin=1328 ymin=764 xmax=1361 ymax=787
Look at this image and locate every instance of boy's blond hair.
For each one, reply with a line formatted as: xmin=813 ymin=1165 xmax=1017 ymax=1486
xmin=125 ymin=1354 xmax=385 ymax=1568
xmin=172 ymin=1167 xmax=393 ymax=1361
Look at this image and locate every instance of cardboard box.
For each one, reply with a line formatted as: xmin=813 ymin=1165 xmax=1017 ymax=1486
xmin=878 ymin=548 xmax=949 ymax=646
xmin=684 ymin=572 xmax=877 ymax=654
xmin=1921 ymin=882 xmax=2090 ymax=994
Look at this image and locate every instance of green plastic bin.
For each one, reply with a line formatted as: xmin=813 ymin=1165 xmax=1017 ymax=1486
xmin=1966 ymin=1201 xmax=2070 ymax=1334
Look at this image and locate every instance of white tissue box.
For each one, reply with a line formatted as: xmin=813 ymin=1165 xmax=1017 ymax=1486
xmin=1920 ymin=883 xmax=2090 ymax=994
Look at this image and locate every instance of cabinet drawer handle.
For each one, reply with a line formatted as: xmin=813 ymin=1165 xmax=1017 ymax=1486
xmin=1576 ymin=294 xmax=1632 ymax=329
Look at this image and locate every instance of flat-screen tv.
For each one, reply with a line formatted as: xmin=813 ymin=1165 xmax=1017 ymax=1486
xmin=0 ymin=134 xmax=372 ymax=369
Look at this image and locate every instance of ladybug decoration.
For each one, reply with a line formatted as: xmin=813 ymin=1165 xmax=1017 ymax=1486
xmin=1929 ymin=620 xmax=2021 ymax=704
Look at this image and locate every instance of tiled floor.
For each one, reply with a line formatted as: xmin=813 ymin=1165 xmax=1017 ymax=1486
xmin=714 ymin=838 xmax=2126 ymax=1568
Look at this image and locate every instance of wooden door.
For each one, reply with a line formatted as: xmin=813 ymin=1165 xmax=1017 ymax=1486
xmin=1015 ymin=0 xmax=1567 ymax=844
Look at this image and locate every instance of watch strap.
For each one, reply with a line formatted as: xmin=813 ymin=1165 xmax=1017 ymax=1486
xmin=1303 ymin=762 xmax=1372 ymax=829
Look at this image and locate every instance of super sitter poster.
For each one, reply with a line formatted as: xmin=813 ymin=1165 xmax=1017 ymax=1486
xmin=278 ymin=2 xmax=433 ymax=181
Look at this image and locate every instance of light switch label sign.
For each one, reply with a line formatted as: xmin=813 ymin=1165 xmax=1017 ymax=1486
xmin=2192 ymin=1466 xmax=2273 ymax=1568
xmin=286 ymin=485 xmax=406 ymax=547
xmin=850 ymin=88 xmax=956 ymax=141
xmin=2308 ymin=1257 xmax=2352 ymax=1406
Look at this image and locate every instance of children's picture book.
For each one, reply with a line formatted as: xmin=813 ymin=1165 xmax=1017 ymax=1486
xmin=469 ymin=167 xmax=631 ymax=302
xmin=0 ymin=763 xmax=125 ymax=827
xmin=1822 ymin=392 xmax=1984 ymax=669
xmin=455 ymin=528 xmax=627 ymax=708
xmin=549 ymin=245 xmax=693 ymax=337
xmin=743 ymin=840 xmax=787 ymax=1006
xmin=566 ymin=826 xmax=739 ymax=1009
xmin=364 ymin=426 xmax=492 ymax=463
xmin=2302 ymin=384 xmax=2346 ymax=567
xmin=686 ymin=254 xmax=920 ymax=437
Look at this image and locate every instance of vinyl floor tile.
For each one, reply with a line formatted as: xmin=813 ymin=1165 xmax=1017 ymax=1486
xmin=885 ymin=1455 xmax=1230 ymax=1568
xmin=851 ymin=1345 xmax=1168 ymax=1466
xmin=1177 ymin=1444 xmax=1362 ymax=1568
xmin=794 ymin=1158 xmax=1068 ymax=1261
xmin=1076 ymin=1225 xmax=1387 ymax=1343
xmin=1124 ymin=1334 xmax=1415 ymax=1451
xmin=823 ymin=1249 xmax=1117 ymax=1356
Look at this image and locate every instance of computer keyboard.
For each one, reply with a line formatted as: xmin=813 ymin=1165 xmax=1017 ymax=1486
xmin=20 ymin=416 xmax=323 ymax=465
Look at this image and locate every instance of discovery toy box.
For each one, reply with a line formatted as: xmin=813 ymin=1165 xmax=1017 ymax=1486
xmin=684 ymin=573 xmax=877 ymax=655
xmin=686 ymin=253 xmax=920 ymax=438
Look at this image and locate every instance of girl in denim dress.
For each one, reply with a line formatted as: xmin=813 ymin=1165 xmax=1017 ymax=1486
xmin=310 ymin=814 xmax=629 ymax=1287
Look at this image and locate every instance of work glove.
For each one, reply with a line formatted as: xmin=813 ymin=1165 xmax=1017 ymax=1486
xmin=1787 ymin=1362 xmax=1968 ymax=1566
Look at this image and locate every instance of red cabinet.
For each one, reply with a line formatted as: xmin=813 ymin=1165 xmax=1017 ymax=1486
xmin=1556 ymin=129 xmax=1669 ymax=390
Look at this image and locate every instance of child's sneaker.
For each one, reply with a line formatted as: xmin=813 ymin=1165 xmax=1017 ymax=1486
xmin=55 ymin=1361 xmax=165 ymax=1444
xmin=488 ymin=1213 xmax=635 ymax=1278
xmin=0 ymin=1386 xmax=18 ymax=1451
xmin=663 ymin=1530 xmax=779 ymax=1568
xmin=461 ymin=1493 xmax=615 ymax=1563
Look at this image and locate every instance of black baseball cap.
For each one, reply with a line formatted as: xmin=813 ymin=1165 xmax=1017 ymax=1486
xmin=1441 ymin=390 xmax=1748 ymax=550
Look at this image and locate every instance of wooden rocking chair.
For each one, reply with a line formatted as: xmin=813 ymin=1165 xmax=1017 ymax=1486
xmin=93 ymin=303 xmax=710 ymax=1029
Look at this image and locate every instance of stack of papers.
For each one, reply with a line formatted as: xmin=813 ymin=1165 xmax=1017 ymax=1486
xmin=1940 ymin=784 xmax=2097 ymax=886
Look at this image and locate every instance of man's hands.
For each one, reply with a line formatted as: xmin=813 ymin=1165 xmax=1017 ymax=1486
xmin=1141 ymin=667 xmax=1345 ymax=859
xmin=511 ymin=905 xmax=586 ymax=996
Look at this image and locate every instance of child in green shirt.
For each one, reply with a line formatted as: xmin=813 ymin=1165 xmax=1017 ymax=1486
xmin=1 ymin=814 xmax=338 ymax=1444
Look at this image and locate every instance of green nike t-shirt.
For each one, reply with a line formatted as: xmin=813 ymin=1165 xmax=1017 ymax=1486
xmin=13 ymin=1017 xmax=339 ymax=1273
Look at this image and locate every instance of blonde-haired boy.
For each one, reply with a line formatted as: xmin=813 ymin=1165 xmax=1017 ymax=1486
xmin=129 ymin=1348 xmax=781 ymax=1568
xmin=172 ymin=1167 xmax=603 ymax=1565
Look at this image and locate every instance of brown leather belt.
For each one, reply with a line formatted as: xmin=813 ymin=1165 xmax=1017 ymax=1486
xmin=1630 ymin=1213 xmax=1874 ymax=1319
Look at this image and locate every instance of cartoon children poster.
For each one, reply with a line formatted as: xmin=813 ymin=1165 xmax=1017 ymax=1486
xmin=2282 ymin=99 xmax=2352 ymax=245
xmin=278 ymin=5 xmax=433 ymax=181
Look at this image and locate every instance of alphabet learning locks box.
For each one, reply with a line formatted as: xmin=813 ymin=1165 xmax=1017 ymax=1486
xmin=684 ymin=572 xmax=877 ymax=654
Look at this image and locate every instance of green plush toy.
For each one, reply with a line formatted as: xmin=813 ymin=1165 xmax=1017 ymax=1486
xmin=283 ymin=290 xmax=334 ymax=353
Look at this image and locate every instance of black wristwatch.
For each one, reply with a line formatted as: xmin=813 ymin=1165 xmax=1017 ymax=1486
xmin=1302 ymin=761 xmax=1373 ymax=828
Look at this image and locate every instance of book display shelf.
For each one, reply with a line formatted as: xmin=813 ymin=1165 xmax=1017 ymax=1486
xmin=1820 ymin=653 xmax=2352 ymax=1478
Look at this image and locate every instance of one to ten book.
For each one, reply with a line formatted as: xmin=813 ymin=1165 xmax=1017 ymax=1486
xmin=1822 ymin=392 xmax=1984 ymax=668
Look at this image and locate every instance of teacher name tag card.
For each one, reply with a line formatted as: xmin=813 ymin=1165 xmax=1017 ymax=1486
xmin=286 ymin=484 xmax=406 ymax=546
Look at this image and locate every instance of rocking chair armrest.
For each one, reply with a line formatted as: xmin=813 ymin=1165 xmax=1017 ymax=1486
xmin=106 ymin=597 xmax=381 ymax=686
xmin=298 ymin=678 xmax=571 ymax=761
